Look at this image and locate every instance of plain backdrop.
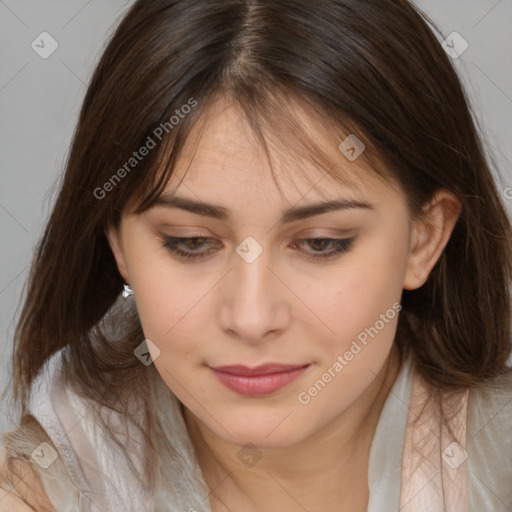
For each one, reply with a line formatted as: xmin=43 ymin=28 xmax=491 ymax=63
xmin=1 ymin=0 xmax=511 ymax=432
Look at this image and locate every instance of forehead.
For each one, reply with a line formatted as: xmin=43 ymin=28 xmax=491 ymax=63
xmin=160 ymin=97 xmax=391 ymax=205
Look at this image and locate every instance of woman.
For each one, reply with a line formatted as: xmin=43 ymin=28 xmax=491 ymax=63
xmin=1 ymin=0 xmax=511 ymax=510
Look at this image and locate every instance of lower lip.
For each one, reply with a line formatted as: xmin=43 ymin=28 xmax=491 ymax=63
xmin=210 ymin=365 xmax=311 ymax=396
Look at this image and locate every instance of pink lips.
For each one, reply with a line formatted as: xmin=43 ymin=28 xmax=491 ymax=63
xmin=209 ymin=363 xmax=311 ymax=396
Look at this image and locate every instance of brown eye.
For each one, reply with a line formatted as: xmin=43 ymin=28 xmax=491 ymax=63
xmin=162 ymin=236 xmax=219 ymax=260
xmin=291 ymin=238 xmax=355 ymax=260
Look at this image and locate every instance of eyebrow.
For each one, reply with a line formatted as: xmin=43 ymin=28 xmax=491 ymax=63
xmin=152 ymin=194 xmax=374 ymax=223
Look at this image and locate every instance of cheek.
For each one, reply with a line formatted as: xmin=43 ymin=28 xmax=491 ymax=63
xmin=134 ymin=280 xmax=211 ymax=390
xmin=295 ymin=258 xmax=404 ymax=416
xmin=129 ymin=254 xmax=220 ymax=370
xmin=134 ymin=276 xmax=208 ymax=353
xmin=303 ymin=240 xmax=407 ymax=350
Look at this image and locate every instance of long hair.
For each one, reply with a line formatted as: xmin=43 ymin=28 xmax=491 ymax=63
xmin=5 ymin=0 xmax=512 ymax=495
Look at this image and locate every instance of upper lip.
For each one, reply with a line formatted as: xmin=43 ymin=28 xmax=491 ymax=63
xmin=210 ymin=363 xmax=311 ymax=376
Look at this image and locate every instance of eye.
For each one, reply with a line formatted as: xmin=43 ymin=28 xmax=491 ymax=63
xmin=161 ymin=236 xmax=355 ymax=262
xmin=292 ymin=237 xmax=355 ymax=260
xmin=162 ymin=236 xmax=218 ymax=260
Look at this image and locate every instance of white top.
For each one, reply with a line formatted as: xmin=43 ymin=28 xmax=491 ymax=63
xmin=12 ymin=346 xmax=512 ymax=511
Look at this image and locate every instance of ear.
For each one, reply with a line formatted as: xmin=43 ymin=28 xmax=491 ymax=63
xmin=106 ymin=223 xmax=130 ymax=283
xmin=403 ymin=189 xmax=462 ymax=290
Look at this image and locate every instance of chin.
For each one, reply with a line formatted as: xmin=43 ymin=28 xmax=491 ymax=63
xmin=214 ymin=417 xmax=311 ymax=450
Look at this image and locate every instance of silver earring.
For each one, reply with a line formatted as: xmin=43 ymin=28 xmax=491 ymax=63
xmin=122 ymin=284 xmax=134 ymax=299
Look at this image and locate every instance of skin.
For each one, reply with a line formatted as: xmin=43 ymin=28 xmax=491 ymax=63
xmin=108 ymin=98 xmax=461 ymax=511
xmin=0 ymin=459 xmax=54 ymax=512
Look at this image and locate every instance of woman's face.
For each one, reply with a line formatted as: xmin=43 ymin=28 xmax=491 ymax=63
xmin=108 ymin=99 xmax=445 ymax=449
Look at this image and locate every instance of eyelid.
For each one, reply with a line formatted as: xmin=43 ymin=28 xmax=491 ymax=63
xmin=159 ymin=233 xmax=356 ymax=262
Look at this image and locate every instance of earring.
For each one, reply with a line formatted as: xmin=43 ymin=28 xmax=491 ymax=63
xmin=122 ymin=284 xmax=134 ymax=299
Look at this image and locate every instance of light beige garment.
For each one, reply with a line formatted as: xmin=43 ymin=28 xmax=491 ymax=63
xmin=2 ymin=348 xmax=512 ymax=511
xmin=400 ymin=369 xmax=469 ymax=512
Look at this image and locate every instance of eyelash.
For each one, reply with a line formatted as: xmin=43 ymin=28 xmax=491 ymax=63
xmin=161 ymin=236 xmax=355 ymax=261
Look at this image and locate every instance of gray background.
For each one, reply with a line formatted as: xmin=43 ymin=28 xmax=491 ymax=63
xmin=1 ymin=0 xmax=511 ymax=432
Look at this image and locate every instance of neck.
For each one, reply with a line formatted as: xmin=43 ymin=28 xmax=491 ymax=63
xmin=184 ymin=346 xmax=401 ymax=512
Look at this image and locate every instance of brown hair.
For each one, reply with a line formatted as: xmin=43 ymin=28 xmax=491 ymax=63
xmin=4 ymin=0 xmax=512 ymax=494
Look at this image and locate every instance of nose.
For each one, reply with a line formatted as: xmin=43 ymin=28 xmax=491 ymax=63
xmin=218 ymin=243 xmax=291 ymax=345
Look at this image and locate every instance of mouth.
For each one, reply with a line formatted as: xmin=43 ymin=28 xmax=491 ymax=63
xmin=209 ymin=363 xmax=312 ymax=396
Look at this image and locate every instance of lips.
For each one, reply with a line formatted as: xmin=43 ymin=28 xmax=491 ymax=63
xmin=209 ymin=363 xmax=311 ymax=395
xmin=211 ymin=363 xmax=310 ymax=376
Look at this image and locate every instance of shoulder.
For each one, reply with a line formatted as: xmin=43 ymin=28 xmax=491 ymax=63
xmin=0 ymin=416 xmax=63 ymax=512
xmin=3 ymin=348 xmax=153 ymax=511
xmin=466 ymin=368 xmax=512 ymax=508
xmin=467 ymin=368 xmax=512 ymax=432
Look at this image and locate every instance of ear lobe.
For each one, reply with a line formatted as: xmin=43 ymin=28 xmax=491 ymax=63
xmin=403 ymin=190 xmax=462 ymax=290
xmin=106 ymin=224 xmax=129 ymax=283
